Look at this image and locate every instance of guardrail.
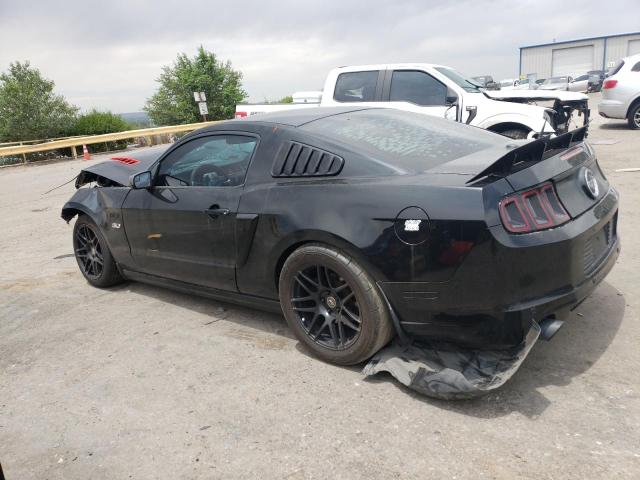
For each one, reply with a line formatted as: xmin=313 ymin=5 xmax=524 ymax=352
xmin=0 ymin=120 xmax=222 ymax=162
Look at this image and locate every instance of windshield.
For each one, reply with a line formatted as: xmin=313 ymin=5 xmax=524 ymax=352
xmin=434 ymin=67 xmax=482 ymax=92
xmin=544 ymin=77 xmax=568 ymax=84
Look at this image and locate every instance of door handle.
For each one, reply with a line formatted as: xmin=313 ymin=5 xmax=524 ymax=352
xmin=205 ymin=206 xmax=230 ymax=218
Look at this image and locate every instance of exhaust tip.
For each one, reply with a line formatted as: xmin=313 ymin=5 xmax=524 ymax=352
xmin=538 ymin=317 xmax=564 ymax=341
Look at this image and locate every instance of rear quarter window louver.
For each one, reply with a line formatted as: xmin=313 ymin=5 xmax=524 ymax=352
xmin=272 ymin=141 xmax=344 ymax=178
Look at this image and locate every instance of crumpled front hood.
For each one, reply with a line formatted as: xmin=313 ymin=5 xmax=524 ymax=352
xmin=76 ymin=145 xmax=168 ymax=187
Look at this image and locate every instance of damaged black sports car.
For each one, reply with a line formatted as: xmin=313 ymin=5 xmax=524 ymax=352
xmin=62 ymin=107 xmax=619 ymax=367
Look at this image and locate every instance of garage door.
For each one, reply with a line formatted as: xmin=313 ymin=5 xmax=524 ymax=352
xmin=629 ymin=39 xmax=640 ymax=56
xmin=552 ymin=45 xmax=594 ymax=77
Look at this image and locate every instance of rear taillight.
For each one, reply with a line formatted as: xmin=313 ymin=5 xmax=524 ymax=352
xmin=499 ymin=182 xmax=570 ymax=234
xmin=603 ymin=79 xmax=618 ymax=89
xmin=235 ymin=111 xmax=248 ymax=118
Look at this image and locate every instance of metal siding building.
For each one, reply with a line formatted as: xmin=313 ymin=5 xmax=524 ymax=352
xmin=520 ymin=32 xmax=640 ymax=80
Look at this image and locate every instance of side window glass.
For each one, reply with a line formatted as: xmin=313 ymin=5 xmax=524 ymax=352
xmin=390 ymin=70 xmax=447 ymax=106
xmin=632 ymin=62 xmax=640 ymax=72
xmin=157 ymin=135 xmax=257 ymax=187
xmin=333 ymin=71 xmax=379 ymax=102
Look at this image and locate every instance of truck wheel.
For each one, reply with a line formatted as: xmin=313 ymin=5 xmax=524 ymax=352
xmin=499 ymin=128 xmax=529 ymax=140
xmin=279 ymin=244 xmax=394 ymax=365
xmin=628 ymin=103 xmax=640 ymax=130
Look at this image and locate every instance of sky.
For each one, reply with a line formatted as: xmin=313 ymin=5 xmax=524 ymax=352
xmin=1 ymin=0 xmax=639 ymax=113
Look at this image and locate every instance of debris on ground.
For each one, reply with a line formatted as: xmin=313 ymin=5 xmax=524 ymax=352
xmin=363 ymin=322 xmax=541 ymax=400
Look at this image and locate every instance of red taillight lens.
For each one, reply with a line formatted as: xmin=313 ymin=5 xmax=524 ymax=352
xmin=603 ymin=79 xmax=618 ymax=89
xmin=235 ymin=111 xmax=248 ymax=118
xmin=499 ymin=182 xmax=570 ymax=234
xmin=522 ymin=190 xmax=554 ymax=229
xmin=499 ymin=197 xmax=531 ymax=233
xmin=540 ymin=184 xmax=570 ymax=224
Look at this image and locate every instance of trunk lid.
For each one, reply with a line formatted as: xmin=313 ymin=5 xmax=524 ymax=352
xmin=467 ymin=126 xmax=609 ymax=218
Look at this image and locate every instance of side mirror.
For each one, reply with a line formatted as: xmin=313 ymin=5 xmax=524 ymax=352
xmin=130 ymin=171 xmax=152 ymax=189
xmin=445 ymin=88 xmax=458 ymax=105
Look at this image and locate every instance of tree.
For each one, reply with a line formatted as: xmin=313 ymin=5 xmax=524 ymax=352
xmin=0 ymin=61 xmax=78 ymax=142
xmin=72 ymin=110 xmax=132 ymax=136
xmin=144 ymin=46 xmax=246 ymax=126
xmin=278 ymin=95 xmax=293 ymax=104
xmin=71 ymin=110 xmax=133 ymax=153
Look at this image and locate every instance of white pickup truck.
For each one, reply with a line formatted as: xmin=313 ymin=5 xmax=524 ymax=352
xmin=235 ymin=63 xmax=589 ymax=139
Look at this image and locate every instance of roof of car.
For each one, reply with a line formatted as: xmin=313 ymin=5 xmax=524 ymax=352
xmin=231 ymin=106 xmax=376 ymax=127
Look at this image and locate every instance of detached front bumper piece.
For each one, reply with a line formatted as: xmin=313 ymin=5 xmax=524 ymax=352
xmin=362 ymin=321 xmax=541 ymax=400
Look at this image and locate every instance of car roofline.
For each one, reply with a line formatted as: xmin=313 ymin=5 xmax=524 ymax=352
xmin=226 ymin=106 xmax=383 ymax=128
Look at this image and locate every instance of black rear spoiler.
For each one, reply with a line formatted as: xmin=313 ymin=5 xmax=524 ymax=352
xmin=466 ymin=125 xmax=588 ymax=185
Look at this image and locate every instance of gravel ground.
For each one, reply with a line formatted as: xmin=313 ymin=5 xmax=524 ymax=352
xmin=1 ymin=94 xmax=639 ymax=479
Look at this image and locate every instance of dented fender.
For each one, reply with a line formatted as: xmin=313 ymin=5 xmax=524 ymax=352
xmin=61 ymin=187 xmax=134 ymax=267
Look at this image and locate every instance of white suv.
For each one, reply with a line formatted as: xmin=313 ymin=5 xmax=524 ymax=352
xmin=598 ymin=54 xmax=640 ymax=129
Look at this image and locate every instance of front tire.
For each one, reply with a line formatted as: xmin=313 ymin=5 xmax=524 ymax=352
xmin=499 ymin=128 xmax=529 ymax=139
xmin=279 ymin=244 xmax=394 ymax=365
xmin=628 ymin=103 xmax=640 ymax=130
xmin=73 ymin=215 xmax=123 ymax=288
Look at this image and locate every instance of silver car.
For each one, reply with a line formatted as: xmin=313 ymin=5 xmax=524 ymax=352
xmin=598 ymin=54 xmax=640 ymax=129
xmin=538 ymin=76 xmax=571 ymax=91
xmin=568 ymin=74 xmax=590 ymax=92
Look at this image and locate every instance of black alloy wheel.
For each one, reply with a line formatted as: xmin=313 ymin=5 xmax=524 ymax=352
xmin=291 ymin=264 xmax=361 ymax=350
xmin=279 ymin=244 xmax=394 ymax=365
xmin=74 ymin=223 xmax=104 ymax=279
xmin=72 ymin=215 xmax=123 ymax=288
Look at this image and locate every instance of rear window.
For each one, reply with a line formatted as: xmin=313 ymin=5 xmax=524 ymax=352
xmin=609 ymin=60 xmax=625 ymax=76
xmin=334 ymin=71 xmax=379 ymax=102
xmin=301 ymin=109 xmax=499 ymax=172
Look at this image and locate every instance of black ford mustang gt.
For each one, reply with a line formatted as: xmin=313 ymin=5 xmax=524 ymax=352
xmin=61 ymin=107 xmax=620 ymax=366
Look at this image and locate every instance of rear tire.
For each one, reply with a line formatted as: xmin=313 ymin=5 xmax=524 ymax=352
xmin=279 ymin=244 xmax=394 ymax=365
xmin=627 ymin=103 xmax=640 ymax=130
xmin=73 ymin=215 xmax=123 ymax=288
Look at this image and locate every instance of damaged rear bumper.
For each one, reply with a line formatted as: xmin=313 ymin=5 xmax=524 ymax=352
xmin=379 ymin=202 xmax=620 ymax=349
xmin=363 ymin=320 xmax=541 ymax=400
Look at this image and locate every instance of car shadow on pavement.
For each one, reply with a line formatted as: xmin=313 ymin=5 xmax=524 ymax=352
xmin=115 ymin=279 xmax=624 ymax=419
xmin=114 ymin=281 xmax=294 ymax=338
xmin=597 ymin=122 xmax=631 ymax=130
xmin=366 ymin=281 xmax=626 ymax=418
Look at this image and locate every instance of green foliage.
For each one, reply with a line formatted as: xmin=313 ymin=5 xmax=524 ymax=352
xmin=0 ymin=61 xmax=78 ymax=142
xmin=72 ymin=110 xmax=132 ymax=136
xmin=278 ymin=95 xmax=293 ymax=104
xmin=144 ymin=46 xmax=246 ymax=125
xmin=71 ymin=110 xmax=133 ymax=154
